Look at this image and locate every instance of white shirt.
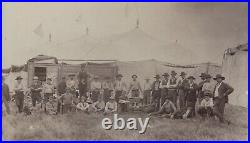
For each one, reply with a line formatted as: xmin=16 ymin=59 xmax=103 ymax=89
xmin=143 ymin=82 xmax=152 ymax=90
xmin=14 ymin=82 xmax=25 ymax=92
xmin=114 ymin=80 xmax=127 ymax=91
xmin=214 ymin=82 xmax=222 ymax=97
xmin=91 ymin=81 xmax=102 ymax=91
xmin=200 ymin=98 xmax=214 ymax=107
xmin=202 ymin=82 xmax=215 ymax=94
xmin=105 ymin=101 xmax=117 ymax=112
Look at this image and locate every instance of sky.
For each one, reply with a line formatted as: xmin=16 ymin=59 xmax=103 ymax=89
xmin=2 ymin=2 xmax=248 ymax=68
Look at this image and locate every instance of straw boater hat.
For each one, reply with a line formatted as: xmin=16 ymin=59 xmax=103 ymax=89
xmin=154 ymin=74 xmax=160 ymax=79
xmin=15 ymin=76 xmax=23 ymax=80
xmin=33 ymin=76 xmax=39 ymax=80
xmin=162 ymin=73 xmax=169 ymax=77
xmin=171 ymin=71 xmax=177 ymax=76
xmin=213 ymin=74 xmax=225 ymax=80
xmin=187 ymin=76 xmax=196 ymax=80
xmin=180 ymin=72 xmax=186 ymax=76
xmin=132 ymin=74 xmax=138 ymax=78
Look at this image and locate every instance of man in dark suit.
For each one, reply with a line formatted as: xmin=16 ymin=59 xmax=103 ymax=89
xmin=213 ymin=74 xmax=234 ymax=124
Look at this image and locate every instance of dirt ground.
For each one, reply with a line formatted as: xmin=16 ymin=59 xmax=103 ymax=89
xmin=2 ymin=102 xmax=248 ymax=140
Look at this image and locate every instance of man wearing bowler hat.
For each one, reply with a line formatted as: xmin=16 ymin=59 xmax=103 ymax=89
xmin=213 ymin=74 xmax=234 ymax=124
xmin=151 ymin=74 xmax=161 ymax=111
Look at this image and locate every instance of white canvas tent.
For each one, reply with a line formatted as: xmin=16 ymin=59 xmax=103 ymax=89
xmin=222 ymin=44 xmax=248 ymax=108
xmin=86 ymin=28 xmax=196 ymax=65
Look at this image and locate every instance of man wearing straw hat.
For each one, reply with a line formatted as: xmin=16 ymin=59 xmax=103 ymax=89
xmin=2 ymin=76 xmax=11 ymax=114
xmin=14 ymin=76 xmax=25 ymax=113
xmin=212 ymin=74 xmax=234 ymax=124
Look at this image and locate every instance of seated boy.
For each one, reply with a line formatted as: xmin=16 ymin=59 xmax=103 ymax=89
xmin=103 ymin=96 xmax=117 ymax=115
xmin=76 ymin=97 xmax=90 ymax=113
xmin=92 ymin=96 xmax=105 ymax=112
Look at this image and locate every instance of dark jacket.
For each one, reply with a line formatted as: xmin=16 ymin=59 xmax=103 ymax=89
xmin=213 ymin=82 xmax=234 ymax=103
xmin=57 ymin=81 xmax=67 ymax=95
xmin=2 ymin=83 xmax=10 ymax=102
xmin=30 ymin=83 xmax=42 ymax=97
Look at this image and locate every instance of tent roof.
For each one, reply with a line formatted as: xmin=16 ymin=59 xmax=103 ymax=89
xmin=85 ymin=28 xmax=196 ymax=65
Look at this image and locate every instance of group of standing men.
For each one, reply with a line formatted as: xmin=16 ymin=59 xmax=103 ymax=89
xmin=2 ymin=64 xmax=234 ymax=124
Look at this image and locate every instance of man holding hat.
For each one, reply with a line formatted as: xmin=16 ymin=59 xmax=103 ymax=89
xmin=2 ymin=76 xmax=11 ymax=114
xmin=213 ymin=74 xmax=234 ymax=124
xmin=183 ymin=76 xmax=198 ymax=119
xmin=14 ymin=76 xmax=25 ymax=113
xmin=160 ymin=73 xmax=169 ymax=106
xmin=151 ymin=74 xmax=161 ymax=111
xmin=177 ymin=72 xmax=188 ymax=110
xmin=167 ymin=71 xmax=178 ymax=106
xmin=30 ymin=76 xmax=42 ymax=108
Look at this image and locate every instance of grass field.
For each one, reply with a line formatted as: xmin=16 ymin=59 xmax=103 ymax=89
xmin=2 ymin=102 xmax=248 ymax=140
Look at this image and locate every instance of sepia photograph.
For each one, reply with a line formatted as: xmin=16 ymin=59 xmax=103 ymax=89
xmin=2 ymin=2 xmax=248 ymax=140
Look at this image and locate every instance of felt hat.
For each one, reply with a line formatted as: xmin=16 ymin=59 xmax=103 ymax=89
xmin=68 ymin=74 xmax=75 ymax=77
xmin=205 ymin=74 xmax=212 ymax=79
xmin=199 ymin=73 xmax=206 ymax=78
xmin=171 ymin=70 xmax=177 ymax=75
xmin=86 ymin=97 xmax=93 ymax=104
xmin=154 ymin=74 xmax=160 ymax=79
xmin=187 ymin=76 xmax=196 ymax=80
xmin=15 ymin=76 xmax=23 ymax=80
xmin=213 ymin=74 xmax=225 ymax=80
xmin=162 ymin=73 xmax=169 ymax=77
xmin=132 ymin=74 xmax=138 ymax=78
xmin=180 ymin=72 xmax=186 ymax=76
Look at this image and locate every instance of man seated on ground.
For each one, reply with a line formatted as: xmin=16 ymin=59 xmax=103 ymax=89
xmin=198 ymin=95 xmax=213 ymax=120
xmin=92 ymin=96 xmax=105 ymax=112
xmin=103 ymin=96 xmax=117 ymax=115
xmin=148 ymin=97 xmax=177 ymax=119
xmin=60 ymin=87 xmax=73 ymax=113
xmin=76 ymin=97 xmax=90 ymax=113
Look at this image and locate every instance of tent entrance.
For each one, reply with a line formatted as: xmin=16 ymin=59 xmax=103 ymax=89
xmin=34 ymin=67 xmax=47 ymax=82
